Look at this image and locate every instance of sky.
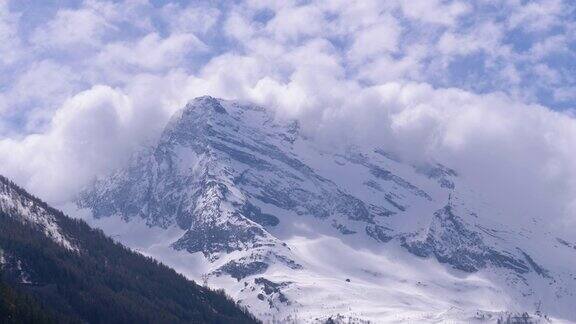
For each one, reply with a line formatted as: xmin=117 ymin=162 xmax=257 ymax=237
xmin=0 ymin=0 xmax=576 ymax=235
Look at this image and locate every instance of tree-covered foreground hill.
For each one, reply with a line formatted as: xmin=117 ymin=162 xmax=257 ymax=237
xmin=0 ymin=175 xmax=259 ymax=324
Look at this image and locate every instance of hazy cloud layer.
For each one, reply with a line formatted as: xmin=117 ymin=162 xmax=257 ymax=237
xmin=0 ymin=0 xmax=575 ymax=235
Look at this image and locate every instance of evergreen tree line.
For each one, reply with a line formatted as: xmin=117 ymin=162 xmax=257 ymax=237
xmin=0 ymin=176 xmax=259 ymax=324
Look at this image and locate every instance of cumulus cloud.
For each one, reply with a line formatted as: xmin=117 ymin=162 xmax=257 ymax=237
xmin=31 ymin=7 xmax=112 ymax=49
xmin=368 ymin=84 xmax=576 ymax=230
xmin=161 ymin=3 xmax=220 ymax=35
xmin=0 ymin=0 xmax=576 ymax=236
xmin=0 ymin=85 xmax=171 ymax=203
xmin=4 ymin=60 xmax=83 ymax=131
xmin=507 ymin=0 xmax=566 ymax=32
xmin=347 ymin=14 xmax=401 ymax=62
xmin=96 ymin=32 xmax=207 ymax=72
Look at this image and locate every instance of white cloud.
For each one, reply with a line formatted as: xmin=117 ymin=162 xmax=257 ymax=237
xmin=1 ymin=0 xmax=576 ymax=236
xmin=3 ymin=60 xmax=82 ymax=131
xmin=224 ymin=10 xmax=257 ymax=42
xmin=437 ymin=22 xmax=506 ymax=56
xmin=31 ymin=7 xmax=113 ymax=49
xmin=553 ymin=86 xmax=576 ymax=103
xmin=507 ymin=0 xmax=566 ymax=33
xmin=356 ymin=44 xmax=428 ymax=84
xmin=347 ymin=15 xmax=401 ymax=62
xmin=0 ymin=2 xmax=22 ymax=66
xmin=96 ymin=32 xmax=207 ymax=72
xmin=399 ymin=0 xmax=470 ymax=26
xmin=265 ymin=4 xmax=325 ymax=42
xmin=162 ymin=3 xmax=221 ymax=34
xmin=0 ymin=85 xmax=168 ymax=203
xmin=322 ymin=0 xmax=394 ymax=34
xmin=29 ymin=0 xmax=155 ymax=50
xmin=529 ymin=34 xmax=569 ymax=59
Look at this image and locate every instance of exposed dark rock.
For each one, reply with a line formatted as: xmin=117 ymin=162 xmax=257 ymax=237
xmin=219 ymin=261 xmax=269 ymax=281
xmin=254 ymin=277 xmax=291 ymax=308
xmin=241 ymin=202 xmax=280 ymax=227
xmin=414 ymin=163 xmax=458 ymax=189
xmin=518 ymin=249 xmax=551 ymax=278
xmin=401 ymin=205 xmax=529 ymax=274
xmin=369 ymin=166 xmax=432 ymax=201
xmin=366 ymin=225 xmax=394 ymax=243
xmin=332 ymin=221 xmax=357 ymax=235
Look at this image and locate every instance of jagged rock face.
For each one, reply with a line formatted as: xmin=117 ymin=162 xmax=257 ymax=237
xmin=78 ymin=97 xmax=576 ymax=322
xmin=401 ymin=205 xmax=530 ymax=273
xmin=78 ymin=96 xmax=406 ymax=268
xmin=80 ymin=98 xmax=280 ymax=256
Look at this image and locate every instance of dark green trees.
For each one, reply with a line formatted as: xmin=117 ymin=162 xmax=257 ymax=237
xmin=0 ymin=175 xmax=258 ymax=324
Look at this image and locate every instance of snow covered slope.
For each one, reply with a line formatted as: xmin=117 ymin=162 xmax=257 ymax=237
xmin=76 ymin=96 xmax=576 ymax=323
xmin=1 ymin=175 xmax=77 ymax=251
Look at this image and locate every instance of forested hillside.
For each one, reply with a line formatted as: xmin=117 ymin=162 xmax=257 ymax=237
xmin=0 ymin=175 xmax=259 ymax=324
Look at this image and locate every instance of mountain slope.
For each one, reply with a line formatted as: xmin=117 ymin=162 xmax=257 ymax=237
xmin=0 ymin=175 xmax=259 ymax=324
xmin=77 ymin=96 xmax=576 ymax=322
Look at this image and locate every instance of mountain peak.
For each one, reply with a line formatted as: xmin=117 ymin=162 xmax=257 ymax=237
xmin=186 ymin=96 xmax=228 ymax=114
xmin=160 ymin=96 xmax=232 ymax=144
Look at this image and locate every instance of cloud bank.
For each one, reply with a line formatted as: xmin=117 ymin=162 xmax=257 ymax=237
xmin=0 ymin=0 xmax=575 ymax=235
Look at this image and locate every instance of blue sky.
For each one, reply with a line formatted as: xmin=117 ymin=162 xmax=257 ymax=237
xmin=1 ymin=0 xmax=576 ymax=233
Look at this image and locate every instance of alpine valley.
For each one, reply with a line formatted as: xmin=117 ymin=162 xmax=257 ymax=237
xmin=72 ymin=96 xmax=576 ymax=323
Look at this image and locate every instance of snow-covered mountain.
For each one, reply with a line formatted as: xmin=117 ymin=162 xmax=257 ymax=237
xmin=76 ymin=96 xmax=576 ymax=323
